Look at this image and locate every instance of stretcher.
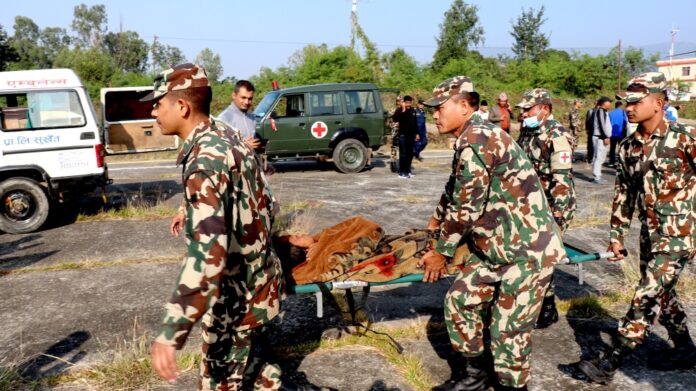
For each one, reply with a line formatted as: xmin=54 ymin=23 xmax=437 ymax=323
xmin=287 ymin=245 xmax=622 ymax=319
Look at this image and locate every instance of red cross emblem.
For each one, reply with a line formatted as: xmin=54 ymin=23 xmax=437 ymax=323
xmin=560 ymin=152 xmax=571 ymax=163
xmin=311 ymin=121 xmax=328 ymax=139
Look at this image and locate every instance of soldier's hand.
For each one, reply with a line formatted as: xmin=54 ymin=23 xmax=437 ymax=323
xmin=603 ymin=138 xmax=610 ymax=146
xmin=427 ymin=216 xmax=440 ymax=230
xmin=607 ymin=242 xmax=625 ymax=261
xmin=152 ymin=341 xmax=179 ymax=383
xmin=170 ymin=211 xmax=185 ymax=237
xmin=244 ymin=136 xmax=262 ymax=151
xmin=419 ymin=250 xmax=448 ymax=283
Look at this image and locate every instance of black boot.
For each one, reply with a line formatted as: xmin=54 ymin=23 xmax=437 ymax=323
xmin=578 ymin=343 xmax=631 ymax=384
xmin=432 ymin=354 xmax=491 ymax=391
xmin=649 ymin=329 xmax=696 ymax=371
xmin=534 ymin=295 xmax=559 ymax=329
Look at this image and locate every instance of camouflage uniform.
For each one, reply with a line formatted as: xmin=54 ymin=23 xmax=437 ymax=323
xmin=611 ymin=72 xmax=696 ymax=349
xmin=516 ymin=89 xmax=576 ymax=233
xmin=149 ymin=64 xmax=283 ymax=391
xmin=569 ymin=104 xmax=583 ymax=152
xmin=516 ymin=90 xmax=576 ymax=307
xmin=424 ymin=77 xmax=566 ymax=388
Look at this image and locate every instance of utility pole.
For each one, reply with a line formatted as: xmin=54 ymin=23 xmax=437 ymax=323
xmin=350 ymin=0 xmax=358 ymax=50
xmin=617 ymin=40 xmax=622 ymax=92
xmin=669 ymin=26 xmax=679 ymax=86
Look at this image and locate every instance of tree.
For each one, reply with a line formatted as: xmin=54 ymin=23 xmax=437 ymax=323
xmin=381 ymin=48 xmax=423 ymax=90
xmin=432 ymin=0 xmax=485 ymax=71
xmin=104 ymin=31 xmax=149 ymax=73
xmin=71 ymin=3 xmax=107 ymax=49
xmin=39 ymin=27 xmax=71 ymax=65
xmin=0 ymin=25 xmax=18 ymax=71
xmin=510 ymin=6 xmax=550 ymax=62
xmin=194 ymin=48 xmax=223 ymax=83
xmin=151 ymin=40 xmax=186 ymax=73
xmin=9 ymin=16 xmax=46 ymax=69
xmin=53 ymin=47 xmax=117 ymax=99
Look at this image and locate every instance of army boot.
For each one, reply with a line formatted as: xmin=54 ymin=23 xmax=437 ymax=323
xmin=534 ymin=295 xmax=559 ymax=329
xmin=578 ymin=343 xmax=632 ymax=384
xmin=649 ymin=328 xmax=696 ymax=371
xmin=432 ymin=354 xmax=491 ymax=391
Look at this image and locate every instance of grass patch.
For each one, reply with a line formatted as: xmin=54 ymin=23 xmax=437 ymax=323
xmin=77 ymin=199 xmax=177 ymax=222
xmin=274 ymin=323 xmax=435 ymax=391
xmin=557 ymin=290 xmax=634 ymax=320
xmin=0 ymin=256 xmax=179 ymax=276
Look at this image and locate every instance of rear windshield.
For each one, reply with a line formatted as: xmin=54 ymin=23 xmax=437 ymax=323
xmin=104 ymin=90 xmax=155 ymax=122
xmin=253 ymin=91 xmax=279 ymax=119
xmin=0 ymin=90 xmax=86 ymax=131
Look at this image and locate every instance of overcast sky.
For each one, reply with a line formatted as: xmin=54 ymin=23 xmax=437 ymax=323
xmin=3 ymin=0 xmax=695 ymax=79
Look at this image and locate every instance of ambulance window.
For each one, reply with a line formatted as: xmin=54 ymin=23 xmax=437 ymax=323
xmin=310 ymin=92 xmax=342 ymax=116
xmin=104 ymin=90 xmax=155 ymax=122
xmin=271 ymin=94 xmax=305 ymax=118
xmin=345 ymin=91 xmax=377 ymax=114
xmin=0 ymin=91 xmax=86 ymax=131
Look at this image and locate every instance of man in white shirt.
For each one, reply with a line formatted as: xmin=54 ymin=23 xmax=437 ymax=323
xmin=217 ymin=80 xmax=261 ymax=151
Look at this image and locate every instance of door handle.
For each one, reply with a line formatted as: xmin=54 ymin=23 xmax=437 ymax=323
xmin=334 ymin=121 xmax=342 ymax=125
xmin=141 ymin=124 xmax=154 ymax=128
xmin=298 ymin=123 xmax=305 ymax=127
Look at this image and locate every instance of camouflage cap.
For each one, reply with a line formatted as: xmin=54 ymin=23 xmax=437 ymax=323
xmin=140 ymin=63 xmax=210 ymax=102
xmin=615 ymin=72 xmax=667 ymax=103
xmin=516 ymin=88 xmax=552 ymax=109
xmin=422 ymin=76 xmax=474 ymax=107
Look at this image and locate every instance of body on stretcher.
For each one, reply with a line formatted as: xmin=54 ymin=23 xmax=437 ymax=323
xmin=287 ymin=245 xmax=624 ymax=318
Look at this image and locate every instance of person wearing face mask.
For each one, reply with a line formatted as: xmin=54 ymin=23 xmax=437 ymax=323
xmin=516 ymin=88 xmax=576 ymax=329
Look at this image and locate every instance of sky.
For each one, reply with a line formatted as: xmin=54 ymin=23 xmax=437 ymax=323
xmin=3 ymin=0 xmax=696 ymax=79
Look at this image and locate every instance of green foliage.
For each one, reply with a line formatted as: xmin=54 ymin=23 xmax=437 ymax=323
xmin=71 ymin=3 xmax=107 ymax=49
xmin=103 ymin=31 xmax=149 ymax=73
xmin=195 ymin=48 xmax=223 ymax=83
xmin=510 ymin=6 xmax=549 ymax=62
xmin=53 ymin=47 xmax=117 ymax=99
xmin=0 ymin=25 xmax=18 ymax=71
xmin=151 ymin=40 xmax=186 ymax=73
xmin=432 ymin=0 xmax=485 ymax=71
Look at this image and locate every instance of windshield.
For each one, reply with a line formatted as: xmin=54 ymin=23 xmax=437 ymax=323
xmin=253 ymin=91 xmax=279 ymax=119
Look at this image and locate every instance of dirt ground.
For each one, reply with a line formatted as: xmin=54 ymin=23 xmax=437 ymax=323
xmin=1 ymin=148 xmax=695 ymax=390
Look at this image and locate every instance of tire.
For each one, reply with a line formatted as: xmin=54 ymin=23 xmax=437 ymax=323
xmin=332 ymin=138 xmax=368 ymax=173
xmin=0 ymin=178 xmax=50 ymax=234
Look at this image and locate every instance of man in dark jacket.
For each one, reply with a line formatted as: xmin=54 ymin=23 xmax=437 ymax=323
xmin=392 ymin=95 xmax=419 ymax=178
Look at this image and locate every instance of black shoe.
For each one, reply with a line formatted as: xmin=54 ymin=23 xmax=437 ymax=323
xmin=577 ymin=345 xmax=631 ymax=384
xmin=534 ymin=296 xmax=559 ymax=329
xmin=280 ymin=383 xmax=334 ymax=391
xmin=432 ymin=355 xmax=491 ymax=391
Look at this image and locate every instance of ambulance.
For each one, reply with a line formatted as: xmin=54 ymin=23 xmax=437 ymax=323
xmin=0 ymin=69 xmax=175 ymax=234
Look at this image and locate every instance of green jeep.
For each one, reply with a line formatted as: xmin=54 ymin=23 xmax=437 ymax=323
xmin=252 ymin=83 xmax=393 ymax=173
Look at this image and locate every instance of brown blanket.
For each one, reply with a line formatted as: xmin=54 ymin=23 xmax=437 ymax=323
xmin=291 ymin=216 xmax=384 ymax=285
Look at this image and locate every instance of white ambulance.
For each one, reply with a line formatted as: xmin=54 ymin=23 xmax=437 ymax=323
xmin=0 ymin=69 xmax=175 ymax=234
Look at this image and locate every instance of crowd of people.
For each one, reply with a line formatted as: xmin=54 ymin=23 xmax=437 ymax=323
xmin=141 ymin=63 xmax=695 ymax=391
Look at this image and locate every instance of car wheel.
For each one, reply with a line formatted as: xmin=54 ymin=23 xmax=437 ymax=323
xmin=0 ymin=178 xmax=50 ymax=234
xmin=333 ymin=138 xmax=368 ymax=173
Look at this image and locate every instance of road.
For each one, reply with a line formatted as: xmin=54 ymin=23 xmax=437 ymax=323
xmin=1 ymin=149 xmax=694 ymax=390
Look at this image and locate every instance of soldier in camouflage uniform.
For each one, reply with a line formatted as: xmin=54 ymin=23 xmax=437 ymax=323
xmin=569 ymin=99 xmax=583 ymax=154
xmin=146 ymin=64 xmax=283 ymax=390
xmin=420 ymin=76 xmax=566 ymax=391
xmin=578 ymin=72 xmax=696 ymax=384
xmin=516 ymin=88 xmax=577 ymax=329
xmin=387 ymin=96 xmax=402 ymax=173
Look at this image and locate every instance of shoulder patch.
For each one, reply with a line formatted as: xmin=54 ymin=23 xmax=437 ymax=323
xmin=551 ymin=137 xmax=573 ymax=170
